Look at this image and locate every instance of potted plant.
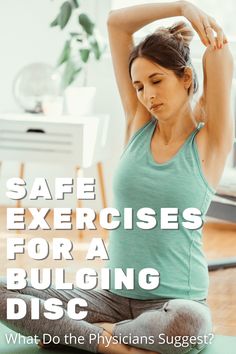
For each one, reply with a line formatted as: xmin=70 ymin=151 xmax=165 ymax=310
xmin=50 ymin=0 xmax=106 ymax=115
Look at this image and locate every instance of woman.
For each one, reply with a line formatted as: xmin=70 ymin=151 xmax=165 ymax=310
xmin=0 ymin=1 xmax=234 ymax=354
xmin=99 ymin=0 xmax=234 ymax=352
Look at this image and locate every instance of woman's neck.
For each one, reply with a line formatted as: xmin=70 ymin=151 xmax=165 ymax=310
xmin=155 ymin=106 xmax=196 ymax=146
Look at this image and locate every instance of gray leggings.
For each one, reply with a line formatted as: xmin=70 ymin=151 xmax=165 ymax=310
xmin=0 ymin=279 xmax=213 ymax=354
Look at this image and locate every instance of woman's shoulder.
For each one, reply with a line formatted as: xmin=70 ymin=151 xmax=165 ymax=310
xmin=125 ymin=106 xmax=153 ymax=147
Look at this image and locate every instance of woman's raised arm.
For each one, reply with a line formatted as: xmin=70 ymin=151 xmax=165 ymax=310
xmin=182 ymin=1 xmax=234 ymax=187
xmin=201 ymin=44 xmax=234 ymax=164
xmin=179 ymin=2 xmax=233 ymax=143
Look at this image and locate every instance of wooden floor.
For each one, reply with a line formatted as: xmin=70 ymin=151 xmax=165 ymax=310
xmin=0 ymin=207 xmax=235 ymax=336
xmin=202 ymin=221 xmax=236 ymax=335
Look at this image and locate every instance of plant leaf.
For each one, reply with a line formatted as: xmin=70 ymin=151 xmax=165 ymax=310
xmin=78 ymin=13 xmax=94 ymax=35
xmin=62 ymin=60 xmax=82 ymax=89
xmin=79 ymin=49 xmax=90 ymax=63
xmin=59 ymin=1 xmax=72 ymax=30
xmin=89 ymin=39 xmax=102 ymax=60
xmin=71 ymin=0 xmax=80 ymax=8
xmin=50 ymin=14 xmax=59 ymax=27
xmin=69 ymin=32 xmax=79 ymax=37
xmin=57 ymin=40 xmax=71 ymax=67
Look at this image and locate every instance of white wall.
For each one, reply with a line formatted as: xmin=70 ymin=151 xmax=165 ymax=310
xmin=0 ymin=0 xmax=124 ymax=210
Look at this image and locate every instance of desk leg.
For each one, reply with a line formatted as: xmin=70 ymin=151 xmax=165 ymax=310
xmin=15 ymin=163 xmax=25 ymax=235
xmin=76 ymin=166 xmax=84 ymax=240
xmin=16 ymin=163 xmax=25 ymax=209
xmin=97 ymin=162 xmax=107 ymax=209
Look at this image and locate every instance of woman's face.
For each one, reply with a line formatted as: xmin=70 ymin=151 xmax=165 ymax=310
xmin=131 ymin=57 xmax=191 ymax=121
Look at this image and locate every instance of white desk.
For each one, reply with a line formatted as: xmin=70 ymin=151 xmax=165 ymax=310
xmin=0 ymin=113 xmax=111 ymax=209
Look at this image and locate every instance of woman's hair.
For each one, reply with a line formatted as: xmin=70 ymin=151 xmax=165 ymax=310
xmin=128 ymin=21 xmax=198 ymax=95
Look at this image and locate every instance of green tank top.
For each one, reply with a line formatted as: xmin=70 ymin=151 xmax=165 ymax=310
xmin=106 ymin=117 xmax=216 ymax=300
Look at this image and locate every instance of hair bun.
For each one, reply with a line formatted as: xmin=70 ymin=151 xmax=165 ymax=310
xmin=168 ymin=21 xmax=194 ymax=45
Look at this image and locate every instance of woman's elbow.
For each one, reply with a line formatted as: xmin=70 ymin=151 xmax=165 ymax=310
xmin=107 ymin=11 xmax=114 ymax=26
xmin=107 ymin=9 xmax=119 ymax=27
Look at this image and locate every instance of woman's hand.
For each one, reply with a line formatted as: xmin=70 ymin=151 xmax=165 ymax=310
xmin=180 ymin=0 xmax=227 ymax=48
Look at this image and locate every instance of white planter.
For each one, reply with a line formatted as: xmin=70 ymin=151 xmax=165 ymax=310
xmin=65 ymin=86 xmax=96 ymax=116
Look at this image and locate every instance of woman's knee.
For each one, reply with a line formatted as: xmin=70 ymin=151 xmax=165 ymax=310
xmin=164 ymin=299 xmax=212 ymax=336
xmin=159 ymin=299 xmax=213 ymax=353
xmin=111 ymin=300 xmax=212 ymax=354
